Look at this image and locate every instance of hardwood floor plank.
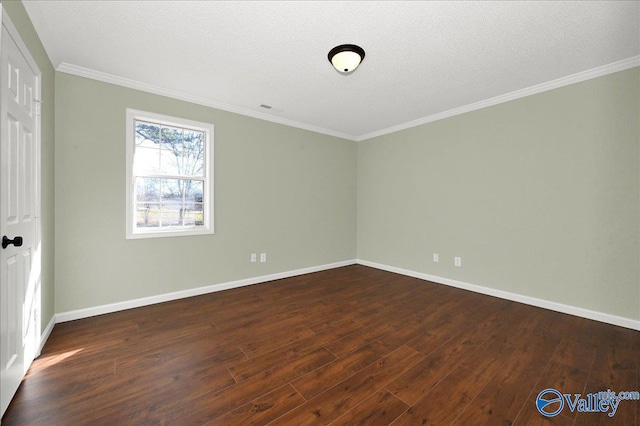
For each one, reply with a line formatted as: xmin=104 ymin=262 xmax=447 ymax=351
xmin=271 ymin=345 xmax=424 ymax=425
xmin=513 ymin=409 xmax=576 ymax=425
xmin=452 ymin=335 xmax=558 ymax=425
xmin=162 ymin=345 xmax=248 ymax=373
xmin=574 ymin=368 xmax=638 ymax=425
xmin=291 ymin=342 xmax=390 ymax=400
xmin=228 ymin=319 xmax=362 ymax=381
xmin=241 ymin=325 xmax=316 ymax=358
xmin=373 ymin=319 xmax=429 ymax=354
xmin=36 ymin=325 xmax=138 ymax=362
xmin=213 ymin=309 xmax=313 ymax=338
xmin=330 ymin=389 xmax=408 ymax=425
xmin=20 ymin=356 xmax=177 ymax=425
xmin=7 ymin=358 xmax=116 ymax=412
xmin=515 ymin=360 xmax=589 ymax=423
xmin=70 ymin=368 xmax=236 ymax=425
xmin=590 ymin=345 xmax=638 ymax=382
xmin=390 ymin=366 xmax=490 ymax=426
xmin=399 ymin=291 xmax=509 ymax=358
xmin=323 ymin=320 xmax=398 ymax=357
xmin=121 ymin=323 xmax=218 ymax=355
xmin=388 ymin=338 xmax=465 ymax=405
xmin=549 ymin=338 xmax=597 ymax=373
xmin=209 ymin=384 xmax=306 ymax=426
xmin=458 ymin=332 xmax=521 ymax=379
xmin=402 ymin=321 xmax=459 ymax=357
xmin=581 ymin=342 xmax=638 ymax=426
xmin=162 ymin=347 xmax=337 ymax=424
xmin=388 ymin=319 xmax=496 ymax=406
xmin=21 ymin=351 xmax=115 ymax=389
xmin=2 ymin=265 xmax=637 ymax=426
xmin=306 ymin=316 xmax=361 ymax=334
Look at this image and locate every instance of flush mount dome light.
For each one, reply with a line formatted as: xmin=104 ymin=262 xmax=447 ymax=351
xmin=328 ymin=44 xmax=365 ymax=74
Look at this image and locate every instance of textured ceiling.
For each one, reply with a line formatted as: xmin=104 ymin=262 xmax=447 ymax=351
xmin=23 ymin=1 xmax=640 ymax=140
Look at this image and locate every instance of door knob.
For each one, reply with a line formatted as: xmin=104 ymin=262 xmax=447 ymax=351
xmin=2 ymin=236 xmax=23 ymax=249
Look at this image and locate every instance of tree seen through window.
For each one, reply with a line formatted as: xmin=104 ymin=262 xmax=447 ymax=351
xmin=134 ymin=121 xmax=205 ymax=228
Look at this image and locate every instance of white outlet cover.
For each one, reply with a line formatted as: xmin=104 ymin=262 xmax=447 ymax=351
xmin=454 ymin=257 xmax=462 ymax=266
xmin=433 ymin=253 xmax=439 ymax=262
xmin=260 ymin=253 xmax=267 ymax=262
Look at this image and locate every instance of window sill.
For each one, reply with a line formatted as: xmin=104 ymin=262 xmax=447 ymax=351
xmin=126 ymin=227 xmax=214 ymax=240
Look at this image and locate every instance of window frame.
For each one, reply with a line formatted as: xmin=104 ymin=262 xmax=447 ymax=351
xmin=125 ymin=108 xmax=214 ymax=239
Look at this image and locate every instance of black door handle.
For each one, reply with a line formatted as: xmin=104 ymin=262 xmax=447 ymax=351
xmin=2 ymin=236 xmax=23 ymax=249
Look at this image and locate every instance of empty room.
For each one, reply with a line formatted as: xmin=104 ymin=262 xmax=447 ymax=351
xmin=1 ymin=1 xmax=638 ymax=424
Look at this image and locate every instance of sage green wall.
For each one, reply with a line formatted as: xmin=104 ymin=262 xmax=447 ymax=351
xmin=2 ymin=0 xmax=55 ymax=332
xmin=358 ymin=67 xmax=640 ymax=321
xmin=9 ymin=0 xmax=638 ymax=323
xmin=54 ymin=73 xmax=356 ymax=313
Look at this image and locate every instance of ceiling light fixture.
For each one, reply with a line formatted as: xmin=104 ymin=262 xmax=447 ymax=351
xmin=328 ymin=44 xmax=365 ymax=74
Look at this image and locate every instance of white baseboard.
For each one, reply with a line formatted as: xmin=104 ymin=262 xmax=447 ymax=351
xmin=37 ymin=315 xmax=56 ymax=357
xmin=55 ymin=259 xmax=357 ymax=323
xmin=50 ymin=257 xmax=639 ymax=331
xmin=357 ymin=259 xmax=640 ymax=331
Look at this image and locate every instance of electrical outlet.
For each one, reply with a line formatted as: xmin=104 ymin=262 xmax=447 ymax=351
xmin=260 ymin=253 xmax=267 ymax=263
xmin=454 ymin=257 xmax=462 ymax=267
xmin=433 ymin=253 xmax=439 ymax=262
xmin=250 ymin=253 xmax=257 ymax=263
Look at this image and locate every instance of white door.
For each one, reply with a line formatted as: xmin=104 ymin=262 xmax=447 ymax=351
xmin=0 ymin=10 xmax=41 ymax=418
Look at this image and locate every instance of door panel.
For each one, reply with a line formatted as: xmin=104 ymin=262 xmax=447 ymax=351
xmin=22 ymin=130 xmax=33 ymax=220
xmin=4 ymin=255 xmax=18 ymax=369
xmin=7 ymin=114 xmax=18 ymax=223
xmin=1 ymin=14 xmax=41 ymax=417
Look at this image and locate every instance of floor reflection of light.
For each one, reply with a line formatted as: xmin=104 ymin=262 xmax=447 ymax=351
xmin=23 ymin=240 xmax=42 ymax=371
xmin=26 ymin=348 xmax=84 ymax=375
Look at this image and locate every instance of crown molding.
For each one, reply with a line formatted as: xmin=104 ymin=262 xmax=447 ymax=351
xmin=356 ymin=56 xmax=640 ymax=141
xmin=56 ymin=62 xmax=359 ymax=141
xmin=56 ymin=56 xmax=639 ymax=143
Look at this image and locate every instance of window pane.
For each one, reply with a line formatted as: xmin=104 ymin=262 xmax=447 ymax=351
xmin=160 ymin=126 xmax=182 ymax=152
xmin=156 ymin=128 xmax=205 ymax=177
xmin=159 ymin=179 xmax=203 ymax=227
xmin=185 ymin=202 xmax=204 ymax=226
xmin=160 ymin=204 xmax=181 ymax=227
xmin=134 ymin=146 xmax=160 ymax=175
xmin=160 ymin=178 xmax=180 ymax=201
xmin=135 ymin=121 xmax=160 ymax=148
xmin=186 ymin=180 xmax=203 ymax=203
xmin=134 ymin=121 xmax=205 ymax=178
xmin=136 ymin=177 xmax=160 ymax=202
xmin=160 ymin=146 xmax=181 ymax=176
xmin=136 ymin=203 xmax=160 ymax=228
xmin=183 ymin=130 xmax=205 ymax=177
xmin=127 ymin=110 xmax=212 ymax=238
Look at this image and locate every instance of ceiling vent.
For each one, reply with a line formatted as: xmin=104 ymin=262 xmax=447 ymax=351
xmin=259 ymin=104 xmax=283 ymax=113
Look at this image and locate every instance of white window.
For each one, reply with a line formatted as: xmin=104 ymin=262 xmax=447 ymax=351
xmin=126 ymin=109 xmax=213 ymax=239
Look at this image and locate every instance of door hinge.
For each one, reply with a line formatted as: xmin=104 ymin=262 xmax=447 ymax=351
xmin=34 ymin=99 xmax=42 ymax=116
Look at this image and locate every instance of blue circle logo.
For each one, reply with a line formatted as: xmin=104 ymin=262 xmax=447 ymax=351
xmin=536 ymin=388 xmax=564 ymax=417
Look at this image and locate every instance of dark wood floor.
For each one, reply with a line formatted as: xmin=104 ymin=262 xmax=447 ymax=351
xmin=2 ymin=265 xmax=638 ymax=425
